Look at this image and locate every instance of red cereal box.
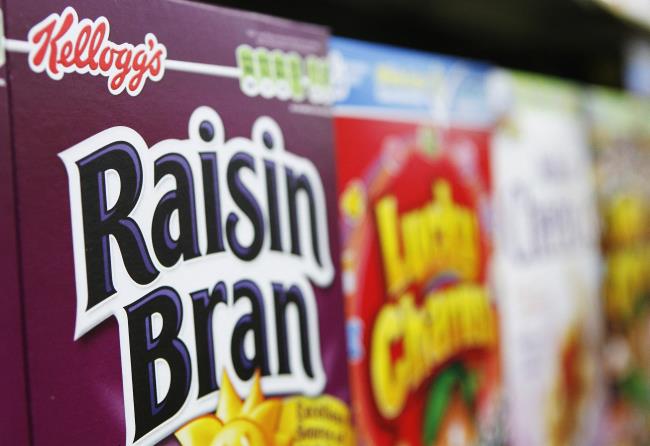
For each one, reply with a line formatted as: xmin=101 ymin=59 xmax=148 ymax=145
xmin=331 ymin=37 xmax=504 ymax=446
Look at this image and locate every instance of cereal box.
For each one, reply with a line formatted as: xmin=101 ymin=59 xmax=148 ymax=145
xmin=1 ymin=2 xmax=351 ymax=444
xmin=0 ymin=8 xmax=30 ymax=443
xmin=490 ymin=71 xmax=605 ymax=446
xmin=586 ymin=88 xmax=650 ymax=445
xmin=331 ymin=37 xmax=504 ymax=446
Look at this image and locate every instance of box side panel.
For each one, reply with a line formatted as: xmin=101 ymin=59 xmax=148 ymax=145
xmin=0 ymin=4 xmax=30 ymax=445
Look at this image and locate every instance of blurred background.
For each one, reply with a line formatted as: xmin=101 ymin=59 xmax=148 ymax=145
xmin=210 ymin=0 xmax=650 ymax=90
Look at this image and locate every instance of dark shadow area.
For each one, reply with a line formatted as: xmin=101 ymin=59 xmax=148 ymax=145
xmin=207 ymin=0 xmax=650 ymax=87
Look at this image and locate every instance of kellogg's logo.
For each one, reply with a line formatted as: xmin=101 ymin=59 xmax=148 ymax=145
xmin=27 ymin=6 xmax=166 ymax=96
xmin=17 ymin=7 xmax=332 ymax=102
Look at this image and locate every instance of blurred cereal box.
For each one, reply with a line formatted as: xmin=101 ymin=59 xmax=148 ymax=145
xmin=332 ymin=36 xmax=504 ymax=446
xmin=491 ymin=71 xmax=606 ymax=446
xmin=586 ymin=87 xmax=650 ymax=446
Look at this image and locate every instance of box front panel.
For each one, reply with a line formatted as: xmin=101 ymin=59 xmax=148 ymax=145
xmin=5 ymin=1 xmax=351 ymax=444
xmin=587 ymin=88 xmax=650 ymax=445
xmin=491 ymin=72 xmax=605 ymax=446
xmin=332 ymin=37 xmax=503 ymax=446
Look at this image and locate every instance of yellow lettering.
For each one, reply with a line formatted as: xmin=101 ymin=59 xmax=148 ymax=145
xmin=370 ymin=284 xmax=495 ymax=420
xmin=375 ymin=196 xmax=409 ymax=296
xmin=375 ymin=180 xmax=480 ymax=297
xmin=371 ymin=304 xmax=408 ymax=419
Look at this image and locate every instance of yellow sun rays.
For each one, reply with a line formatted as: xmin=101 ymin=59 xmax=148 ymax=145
xmin=175 ymin=370 xmax=289 ymax=446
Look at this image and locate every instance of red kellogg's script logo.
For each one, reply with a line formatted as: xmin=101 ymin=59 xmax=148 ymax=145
xmin=27 ymin=7 xmax=166 ymax=96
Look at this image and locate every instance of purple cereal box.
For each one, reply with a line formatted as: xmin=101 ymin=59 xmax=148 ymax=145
xmin=1 ymin=1 xmax=352 ymax=445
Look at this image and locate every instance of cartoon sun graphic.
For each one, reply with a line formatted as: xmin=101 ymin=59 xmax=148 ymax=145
xmin=175 ymin=370 xmax=290 ymax=446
